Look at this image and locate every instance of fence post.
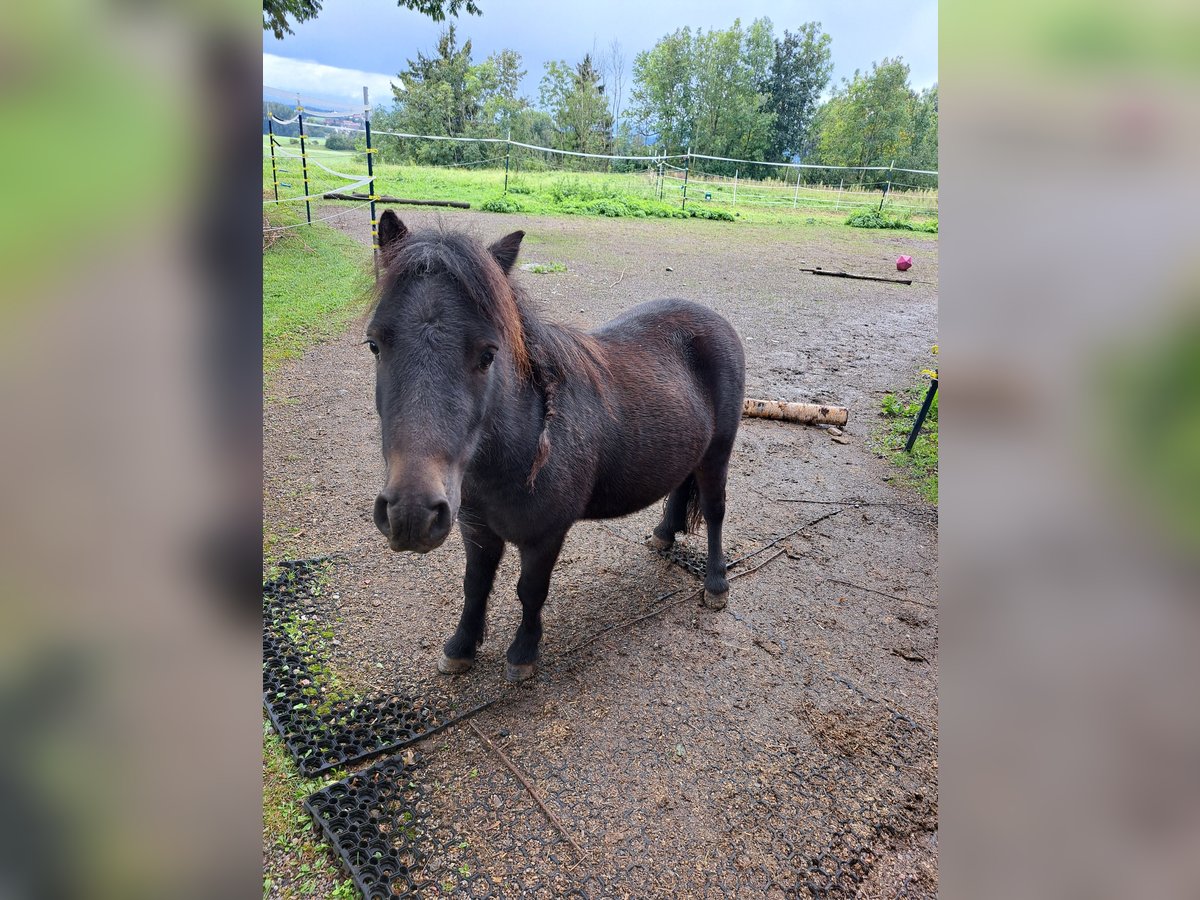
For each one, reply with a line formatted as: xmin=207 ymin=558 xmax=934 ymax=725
xmin=904 ymin=376 xmax=938 ymax=452
xmin=732 ymin=169 xmax=737 ymax=206
xmin=792 ymin=166 xmax=801 ymax=208
xmin=296 ymin=96 xmax=312 ymax=225
xmin=657 ymin=155 xmax=664 ymax=200
xmin=834 ymin=177 xmax=843 ymax=211
xmin=267 ymin=115 xmax=279 ymax=202
xmin=503 ymin=129 xmax=511 ymax=195
xmin=681 ymin=148 xmax=690 ymax=211
xmin=878 ymin=159 xmax=895 ymax=212
xmin=363 ymin=86 xmax=378 ymax=275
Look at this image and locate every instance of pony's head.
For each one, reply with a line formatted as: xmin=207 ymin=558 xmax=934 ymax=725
xmin=365 ymin=211 xmax=526 ymax=552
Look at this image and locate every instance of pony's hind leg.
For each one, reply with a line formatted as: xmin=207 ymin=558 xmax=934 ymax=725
xmin=694 ymin=459 xmax=731 ymax=610
xmin=649 ymin=474 xmax=696 ymax=550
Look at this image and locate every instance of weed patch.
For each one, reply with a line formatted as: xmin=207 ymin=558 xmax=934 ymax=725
xmin=876 ymin=381 xmax=939 ymax=503
xmin=847 ymin=208 xmax=938 ymax=233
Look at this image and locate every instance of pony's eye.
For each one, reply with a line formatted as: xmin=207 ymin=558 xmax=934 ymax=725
xmin=479 ymin=348 xmax=496 ymax=371
xmin=366 ymin=340 xmax=379 ymax=356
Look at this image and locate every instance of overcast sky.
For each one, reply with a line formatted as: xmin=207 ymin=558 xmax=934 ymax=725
xmin=263 ymin=0 xmax=937 ymax=109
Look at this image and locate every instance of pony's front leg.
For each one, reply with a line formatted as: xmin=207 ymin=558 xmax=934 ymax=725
xmin=506 ymin=532 xmax=566 ymax=682
xmin=438 ymin=522 xmax=504 ymax=674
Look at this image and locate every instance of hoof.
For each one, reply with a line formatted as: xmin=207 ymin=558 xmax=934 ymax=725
xmin=437 ymin=654 xmax=475 ymax=675
xmin=703 ymin=588 xmax=729 ymax=610
xmin=647 ymin=533 xmax=674 ymax=551
xmin=505 ymin=662 xmax=537 ymax=683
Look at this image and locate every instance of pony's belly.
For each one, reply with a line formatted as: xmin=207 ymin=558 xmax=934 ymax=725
xmin=582 ymin=462 xmax=694 ymax=520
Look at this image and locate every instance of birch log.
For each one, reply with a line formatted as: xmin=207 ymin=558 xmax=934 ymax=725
xmin=742 ymin=399 xmax=849 ymax=426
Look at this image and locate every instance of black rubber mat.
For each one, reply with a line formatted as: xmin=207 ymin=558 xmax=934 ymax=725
xmin=263 ymin=558 xmax=491 ymax=777
xmin=303 ymin=753 xmax=432 ymax=899
xmin=298 ymin=671 xmax=935 ymax=899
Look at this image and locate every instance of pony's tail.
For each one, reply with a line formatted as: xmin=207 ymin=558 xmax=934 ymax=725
xmin=682 ymin=473 xmax=704 ymax=534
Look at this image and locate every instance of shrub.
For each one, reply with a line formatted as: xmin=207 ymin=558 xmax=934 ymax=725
xmin=324 ymin=132 xmax=356 ymax=151
xmin=846 ymin=208 xmax=938 ymax=233
xmin=480 ymin=195 xmax=526 ymax=214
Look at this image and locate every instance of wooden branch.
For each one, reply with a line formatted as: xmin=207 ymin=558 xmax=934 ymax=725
xmin=800 ymin=267 xmax=912 ymax=285
xmin=322 ymin=192 xmax=470 ymax=209
xmin=467 ymin=721 xmax=585 ymax=857
xmin=743 ymin=399 xmax=849 ymax=427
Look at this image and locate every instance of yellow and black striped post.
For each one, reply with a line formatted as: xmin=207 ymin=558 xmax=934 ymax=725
xmin=297 ymin=97 xmax=312 ymax=224
xmin=363 ymin=86 xmax=378 ymax=275
xmin=267 ymin=114 xmax=279 ymax=202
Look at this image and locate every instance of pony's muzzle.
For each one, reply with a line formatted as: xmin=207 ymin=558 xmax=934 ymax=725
xmin=373 ymin=488 xmax=453 ymax=552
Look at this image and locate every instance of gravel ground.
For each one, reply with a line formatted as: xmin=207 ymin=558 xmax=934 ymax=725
xmin=264 ymin=207 xmax=938 ymax=898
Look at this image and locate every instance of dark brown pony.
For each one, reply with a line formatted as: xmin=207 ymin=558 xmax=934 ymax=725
xmin=366 ymin=211 xmax=745 ymax=681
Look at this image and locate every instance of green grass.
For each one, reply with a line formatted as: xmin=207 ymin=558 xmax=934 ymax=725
xmin=263 ymin=724 xmax=354 ymax=900
xmin=262 ymin=136 xmax=937 ymax=229
xmin=263 ymin=203 xmax=373 ymax=373
xmin=876 ymin=381 xmax=939 ymax=503
xmin=262 ymin=563 xmax=358 ymax=898
xmin=523 ymin=261 xmax=568 ymax=274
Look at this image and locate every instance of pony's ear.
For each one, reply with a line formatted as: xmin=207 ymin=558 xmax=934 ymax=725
xmin=488 ymin=230 xmax=525 ymax=274
xmin=377 ymin=210 xmax=408 ymax=252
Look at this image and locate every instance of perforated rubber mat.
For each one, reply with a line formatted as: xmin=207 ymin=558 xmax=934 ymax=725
xmin=301 ymin=665 xmax=935 ymax=899
xmin=263 ymin=559 xmax=494 ymax=777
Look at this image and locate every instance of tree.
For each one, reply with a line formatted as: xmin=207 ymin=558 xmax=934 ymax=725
xmin=764 ymin=23 xmax=833 ymax=160
xmin=264 ymin=0 xmax=481 ymax=40
xmin=908 ymin=83 xmax=938 ymax=177
xmin=378 ymin=25 xmax=482 ymax=163
xmin=539 ymin=54 xmax=613 ymax=156
xmin=628 ymin=27 xmax=695 ymax=153
xmin=628 ymin=19 xmax=776 ymax=166
xmin=602 ymin=40 xmax=627 ymax=132
xmin=814 ymin=58 xmax=916 ymax=181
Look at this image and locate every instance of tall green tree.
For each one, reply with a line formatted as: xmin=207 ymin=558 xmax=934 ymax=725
xmin=764 ymin=23 xmax=833 ymax=160
xmin=628 ymin=27 xmax=695 ymax=153
xmin=908 ymin=83 xmax=938 ymax=176
xmin=378 ymin=26 xmax=534 ymax=164
xmin=628 ymin=19 xmax=776 ymax=166
xmin=814 ymin=57 xmax=917 ymax=181
xmin=539 ymin=54 xmax=613 ymax=156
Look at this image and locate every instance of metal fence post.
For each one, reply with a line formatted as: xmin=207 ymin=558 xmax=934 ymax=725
xmin=681 ymin=148 xmax=690 ymax=211
xmin=878 ymin=159 xmax=895 ymax=212
xmin=732 ymin=169 xmax=737 ymax=206
xmin=904 ymin=376 xmax=938 ymax=452
xmin=793 ymin=166 xmax=801 ymax=208
xmin=504 ymin=129 xmax=511 ymax=195
xmin=297 ymin=96 xmax=312 ymax=225
xmin=363 ymin=86 xmax=378 ymax=274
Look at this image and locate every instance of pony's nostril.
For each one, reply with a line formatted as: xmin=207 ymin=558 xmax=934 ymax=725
xmin=373 ymin=494 xmax=392 ymax=536
xmin=427 ymin=499 xmax=452 ymax=539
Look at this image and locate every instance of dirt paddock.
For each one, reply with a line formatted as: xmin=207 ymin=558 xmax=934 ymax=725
xmin=264 ymin=208 xmax=938 ymax=898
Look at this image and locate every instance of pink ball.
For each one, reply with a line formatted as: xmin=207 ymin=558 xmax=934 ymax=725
xmin=896 ymin=255 xmax=913 ymax=271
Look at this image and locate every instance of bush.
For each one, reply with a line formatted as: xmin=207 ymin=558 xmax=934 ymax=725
xmin=324 ymin=132 xmax=356 ymax=151
xmin=846 ymin=208 xmax=938 ymax=233
xmin=480 ymin=195 xmax=527 ymax=213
